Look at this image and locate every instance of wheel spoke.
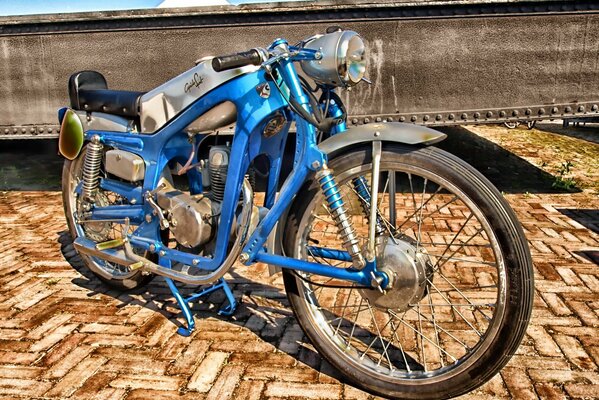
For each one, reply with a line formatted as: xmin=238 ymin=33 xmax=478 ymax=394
xmin=427 ymin=279 xmax=483 ymax=336
xmin=388 ymin=309 xmax=459 ymax=363
xmin=292 ymin=156 xmax=511 ymax=383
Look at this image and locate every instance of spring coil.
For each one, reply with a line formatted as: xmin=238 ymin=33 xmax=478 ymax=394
xmin=81 ymin=136 xmax=103 ymax=201
xmin=317 ymin=165 xmax=365 ymax=268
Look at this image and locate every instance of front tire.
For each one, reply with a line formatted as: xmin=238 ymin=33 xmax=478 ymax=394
xmin=283 ymin=144 xmax=533 ymax=399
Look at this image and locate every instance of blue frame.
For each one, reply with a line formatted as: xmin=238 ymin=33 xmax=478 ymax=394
xmin=64 ymin=43 xmax=383 ymax=289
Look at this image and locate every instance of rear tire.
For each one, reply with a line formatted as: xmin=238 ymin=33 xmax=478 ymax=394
xmin=283 ymin=144 xmax=533 ymax=399
xmin=62 ymin=145 xmax=154 ymax=291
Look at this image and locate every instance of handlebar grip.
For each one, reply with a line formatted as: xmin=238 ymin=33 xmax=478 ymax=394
xmin=212 ymin=49 xmax=264 ymax=72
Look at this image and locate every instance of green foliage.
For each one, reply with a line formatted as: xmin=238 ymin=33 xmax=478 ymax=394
xmin=551 ymin=161 xmax=578 ymax=191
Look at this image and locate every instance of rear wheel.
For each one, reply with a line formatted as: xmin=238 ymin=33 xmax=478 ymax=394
xmin=62 ymin=145 xmax=154 ymax=290
xmin=283 ymin=144 xmax=533 ymax=399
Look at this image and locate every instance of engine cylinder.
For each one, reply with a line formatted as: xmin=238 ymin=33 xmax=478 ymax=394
xmin=208 ymin=146 xmax=230 ymax=202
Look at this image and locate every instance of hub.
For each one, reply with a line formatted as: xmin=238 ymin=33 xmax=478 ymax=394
xmin=359 ymin=236 xmax=433 ymax=312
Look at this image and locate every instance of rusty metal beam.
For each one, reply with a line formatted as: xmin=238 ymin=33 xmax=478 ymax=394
xmin=1 ymin=0 xmax=598 ymax=138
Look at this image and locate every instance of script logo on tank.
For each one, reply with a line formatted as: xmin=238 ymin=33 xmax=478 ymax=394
xmin=184 ymin=73 xmax=205 ymax=93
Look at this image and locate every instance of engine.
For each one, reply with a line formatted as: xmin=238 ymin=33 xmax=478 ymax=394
xmin=104 ymin=144 xmax=248 ymax=251
xmin=156 ymin=145 xmax=232 ymax=248
xmin=156 ymin=181 xmax=218 ymax=248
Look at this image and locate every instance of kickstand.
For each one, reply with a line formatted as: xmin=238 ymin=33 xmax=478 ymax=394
xmin=164 ymin=271 xmax=238 ymax=337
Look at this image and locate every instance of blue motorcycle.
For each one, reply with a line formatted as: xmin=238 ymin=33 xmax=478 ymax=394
xmin=58 ymin=28 xmax=533 ymax=399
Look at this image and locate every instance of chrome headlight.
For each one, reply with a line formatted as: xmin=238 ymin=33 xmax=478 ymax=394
xmin=300 ymin=30 xmax=366 ymax=88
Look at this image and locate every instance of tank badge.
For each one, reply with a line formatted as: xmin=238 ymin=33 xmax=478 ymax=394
xmin=256 ymin=83 xmax=271 ymax=99
xmin=184 ymin=73 xmax=204 ymax=93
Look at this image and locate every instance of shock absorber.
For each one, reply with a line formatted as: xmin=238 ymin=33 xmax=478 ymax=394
xmin=81 ymin=135 xmax=103 ymax=202
xmin=317 ymin=165 xmax=365 ymax=268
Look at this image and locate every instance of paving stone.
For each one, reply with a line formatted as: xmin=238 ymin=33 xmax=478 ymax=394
xmin=0 ymin=124 xmax=598 ymax=398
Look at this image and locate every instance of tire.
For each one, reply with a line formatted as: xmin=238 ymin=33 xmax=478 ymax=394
xmin=282 ymin=144 xmax=533 ymax=399
xmin=62 ymin=145 xmax=154 ymax=290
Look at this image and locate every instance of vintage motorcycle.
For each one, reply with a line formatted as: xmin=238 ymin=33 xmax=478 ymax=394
xmin=58 ymin=28 xmax=533 ymax=399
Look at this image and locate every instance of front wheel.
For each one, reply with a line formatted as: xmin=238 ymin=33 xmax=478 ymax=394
xmin=283 ymin=144 xmax=533 ymax=399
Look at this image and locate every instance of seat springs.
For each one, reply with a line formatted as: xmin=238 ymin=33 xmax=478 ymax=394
xmin=82 ymin=135 xmax=103 ymax=201
xmin=317 ymin=165 xmax=365 ymax=268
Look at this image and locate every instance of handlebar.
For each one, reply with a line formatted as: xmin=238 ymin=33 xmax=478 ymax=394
xmin=212 ymin=49 xmax=265 ymax=72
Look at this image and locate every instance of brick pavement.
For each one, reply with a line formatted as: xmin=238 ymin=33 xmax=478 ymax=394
xmin=0 ymin=128 xmax=598 ymax=399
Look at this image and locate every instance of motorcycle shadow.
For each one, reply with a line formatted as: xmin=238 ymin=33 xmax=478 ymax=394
xmin=58 ymin=230 xmax=351 ymax=382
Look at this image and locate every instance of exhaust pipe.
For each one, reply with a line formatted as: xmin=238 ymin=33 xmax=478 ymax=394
xmin=73 ymin=179 xmax=254 ymax=285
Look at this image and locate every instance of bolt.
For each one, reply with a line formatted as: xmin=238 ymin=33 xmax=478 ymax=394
xmin=311 ymin=160 xmax=321 ymax=169
xmin=239 ymin=253 xmax=249 ymax=263
xmin=578 ymin=105 xmax=585 ymax=112
xmin=130 ymin=198 xmax=137 ymax=205
xmin=192 ymin=259 xmax=199 ymax=265
xmin=145 ymin=214 xmax=152 ymax=223
xmin=486 ymin=111 xmax=493 ymax=118
xmin=159 ymin=250 xmax=166 ymax=256
xmin=592 ymin=104 xmax=598 ymax=112
xmin=565 ymin=106 xmax=572 ymax=113
xmin=374 ymin=131 xmax=381 ymax=137
xmin=149 ymin=244 xmax=156 ymax=252
xmin=171 ymin=218 xmax=178 ymax=227
xmin=538 ymin=108 xmax=545 ymax=115
xmin=473 ymin=112 xmax=480 ymax=119
xmin=525 ymin=108 xmax=532 ymax=115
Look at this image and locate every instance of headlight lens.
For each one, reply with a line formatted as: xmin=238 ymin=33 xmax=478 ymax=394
xmin=300 ymin=30 xmax=366 ymax=88
xmin=341 ymin=35 xmax=366 ymax=86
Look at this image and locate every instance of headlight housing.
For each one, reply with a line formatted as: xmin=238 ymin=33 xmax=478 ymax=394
xmin=300 ymin=30 xmax=366 ymax=88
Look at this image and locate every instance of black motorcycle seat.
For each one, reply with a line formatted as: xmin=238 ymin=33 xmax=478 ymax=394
xmin=68 ymin=71 xmax=145 ymax=119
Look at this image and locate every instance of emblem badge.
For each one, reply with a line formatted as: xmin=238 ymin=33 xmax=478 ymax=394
xmin=256 ymin=83 xmax=271 ymax=99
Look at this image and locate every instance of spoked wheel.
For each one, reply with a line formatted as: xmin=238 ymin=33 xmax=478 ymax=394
xmin=62 ymin=145 xmax=154 ymax=290
xmin=283 ymin=144 xmax=533 ymax=399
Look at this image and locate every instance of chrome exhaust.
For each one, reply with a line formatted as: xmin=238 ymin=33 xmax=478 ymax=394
xmin=73 ymin=178 xmax=254 ymax=285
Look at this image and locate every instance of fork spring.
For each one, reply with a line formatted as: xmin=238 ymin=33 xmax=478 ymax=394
xmin=317 ymin=165 xmax=365 ymax=268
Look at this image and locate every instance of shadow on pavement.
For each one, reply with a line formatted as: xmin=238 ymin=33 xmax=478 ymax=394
xmin=557 ymin=209 xmax=599 ymax=234
xmin=535 ymin=122 xmax=599 ymax=145
xmin=58 ymin=230 xmax=347 ymax=384
xmin=0 ymin=128 xmax=578 ymax=194
xmin=0 ymin=139 xmax=63 ymax=191
xmin=436 ymin=126 xmax=576 ymax=194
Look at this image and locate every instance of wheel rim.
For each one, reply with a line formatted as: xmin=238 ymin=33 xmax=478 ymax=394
xmin=293 ymin=160 xmax=507 ymax=384
xmin=64 ymin=149 xmax=139 ymax=280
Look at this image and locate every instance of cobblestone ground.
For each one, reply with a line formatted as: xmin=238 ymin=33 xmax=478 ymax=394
xmin=0 ymin=125 xmax=598 ymax=399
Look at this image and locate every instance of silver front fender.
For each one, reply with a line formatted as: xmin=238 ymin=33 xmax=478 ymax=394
xmin=266 ymin=122 xmax=446 ymax=276
xmin=318 ymin=122 xmax=446 ymax=156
